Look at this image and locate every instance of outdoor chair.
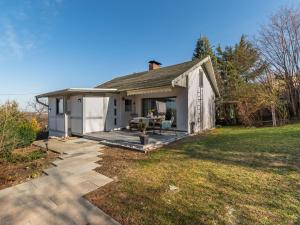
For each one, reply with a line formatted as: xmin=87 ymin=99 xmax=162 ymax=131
xmin=160 ymin=116 xmax=176 ymax=134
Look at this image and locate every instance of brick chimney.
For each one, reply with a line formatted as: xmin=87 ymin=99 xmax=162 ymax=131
xmin=148 ymin=60 xmax=161 ymax=70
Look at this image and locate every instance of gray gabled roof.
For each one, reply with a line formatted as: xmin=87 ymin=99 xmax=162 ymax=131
xmin=36 ymin=57 xmax=219 ymax=100
xmin=96 ymin=60 xmax=201 ymax=91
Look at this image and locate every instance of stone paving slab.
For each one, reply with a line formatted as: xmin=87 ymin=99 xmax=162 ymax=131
xmin=80 ymin=170 xmax=113 ymax=187
xmin=53 ymin=154 xmax=101 ymax=164
xmin=52 ymin=156 xmax=101 ymax=167
xmin=43 ymin=162 xmax=99 ymax=177
xmin=0 ymin=139 xmax=120 ymax=225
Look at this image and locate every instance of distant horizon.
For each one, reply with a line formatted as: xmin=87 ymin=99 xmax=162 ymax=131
xmin=0 ymin=0 xmax=297 ymax=110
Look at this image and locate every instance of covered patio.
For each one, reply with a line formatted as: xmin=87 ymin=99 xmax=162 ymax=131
xmin=83 ymin=130 xmax=187 ymax=152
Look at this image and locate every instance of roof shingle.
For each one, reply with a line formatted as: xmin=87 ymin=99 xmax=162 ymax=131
xmin=96 ymin=60 xmax=200 ymax=91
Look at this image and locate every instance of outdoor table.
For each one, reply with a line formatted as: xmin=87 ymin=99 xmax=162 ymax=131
xmin=148 ymin=117 xmax=162 ymax=134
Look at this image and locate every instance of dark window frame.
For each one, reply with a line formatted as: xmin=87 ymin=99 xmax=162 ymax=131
xmin=125 ymin=99 xmax=132 ymax=112
xmin=113 ymin=98 xmax=117 ymax=126
xmin=141 ymin=97 xmax=177 ymax=126
xmin=56 ymin=98 xmax=64 ymax=115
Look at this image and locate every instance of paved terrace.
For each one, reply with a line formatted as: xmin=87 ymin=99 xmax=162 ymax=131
xmin=0 ymin=139 xmax=119 ymax=225
xmin=83 ymin=130 xmax=188 ymax=152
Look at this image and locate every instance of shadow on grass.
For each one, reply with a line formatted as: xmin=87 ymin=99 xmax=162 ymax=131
xmin=163 ymin=125 xmax=300 ymax=175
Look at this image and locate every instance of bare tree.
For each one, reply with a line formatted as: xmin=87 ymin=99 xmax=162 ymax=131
xmin=27 ymin=98 xmax=48 ymax=117
xmin=256 ymin=63 xmax=288 ymax=126
xmin=257 ymin=6 xmax=300 ymax=117
xmin=26 ymin=98 xmax=48 ymax=129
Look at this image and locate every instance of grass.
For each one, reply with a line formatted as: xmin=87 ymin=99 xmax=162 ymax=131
xmin=9 ymin=149 xmax=48 ymax=163
xmin=86 ymin=124 xmax=300 ymax=225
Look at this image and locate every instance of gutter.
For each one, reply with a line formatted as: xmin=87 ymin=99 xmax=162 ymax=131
xmin=35 ymin=96 xmax=49 ymax=108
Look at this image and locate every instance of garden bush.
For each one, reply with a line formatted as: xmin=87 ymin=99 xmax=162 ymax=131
xmin=17 ymin=120 xmax=37 ymax=147
xmin=0 ymin=102 xmax=22 ymax=159
xmin=0 ymin=101 xmax=39 ymax=160
xmin=30 ymin=118 xmax=41 ymax=134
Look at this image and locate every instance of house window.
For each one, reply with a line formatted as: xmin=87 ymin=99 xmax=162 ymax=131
xmin=142 ymin=97 xmax=176 ymax=126
xmin=113 ymin=98 xmax=117 ymax=126
xmin=56 ymin=98 xmax=64 ymax=114
xmin=125 ymin=99 xmax=132 ymax=112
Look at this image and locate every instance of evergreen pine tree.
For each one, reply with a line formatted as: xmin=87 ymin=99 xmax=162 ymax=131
xmin=192 ymin=35 xmax=215 ymax=62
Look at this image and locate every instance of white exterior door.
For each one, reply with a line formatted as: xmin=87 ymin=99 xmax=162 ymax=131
xmin=83 ymin=97 xmax=105 ymax=133
xmin=70 ymin=95 xmax=83 ymax=135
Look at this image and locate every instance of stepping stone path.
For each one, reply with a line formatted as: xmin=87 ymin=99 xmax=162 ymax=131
xmin=0 ymin=139 xmax=120 ymax=225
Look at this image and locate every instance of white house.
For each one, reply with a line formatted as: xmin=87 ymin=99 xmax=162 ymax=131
xmin=36 ymin=56 xmax=219 ymax=138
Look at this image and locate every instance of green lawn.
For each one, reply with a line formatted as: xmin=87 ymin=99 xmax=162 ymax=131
xmin=88 ymin=124 xmax=300 ymax=225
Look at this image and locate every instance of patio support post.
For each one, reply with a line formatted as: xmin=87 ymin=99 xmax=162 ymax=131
xmin=63 ymin=95 xmax=68 ymax=138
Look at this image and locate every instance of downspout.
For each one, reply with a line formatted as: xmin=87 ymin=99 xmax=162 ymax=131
xmin=35 ymin=96 xmax=50 ymax=137
xmin=35 ymin=96 xmax=49 ymax=108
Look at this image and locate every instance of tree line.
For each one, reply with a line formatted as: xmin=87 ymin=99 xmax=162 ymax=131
xmin=193 ymin=6 xmax=300 ymax=126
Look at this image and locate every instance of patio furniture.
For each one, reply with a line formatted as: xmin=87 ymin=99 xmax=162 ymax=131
xmin=160 ymin=116 xmax=176 ymax=134
xmin=129 ymin=117 xmax=149 ymax=131
xmin=148 ymin=117 xmax=163 ymax=134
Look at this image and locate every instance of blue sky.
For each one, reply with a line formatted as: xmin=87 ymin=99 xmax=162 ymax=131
xmin=0 ymin=0 xmax=297 ymax=110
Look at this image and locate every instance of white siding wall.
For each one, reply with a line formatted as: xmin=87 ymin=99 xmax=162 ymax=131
xmin=48 ymin=94 xmax=126 ymax=135
xmin=187 ymin=69 xmax=200 ymax=133
xmin=48 ymin=97 xmax=65 ymax=137
xmin=202 ymin=70 xmax=216 ymax=130
xmin=187 ymin=67 xmax=215 ymax=133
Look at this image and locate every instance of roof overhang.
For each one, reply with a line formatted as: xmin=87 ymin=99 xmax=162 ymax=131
xmin=36 ymin=88 xmax=118 ymax=98
xmin=172 ymin=56 xmax=220 ymax=96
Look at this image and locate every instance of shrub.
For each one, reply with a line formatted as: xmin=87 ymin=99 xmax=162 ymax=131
xmin=138 ymin=121 xmax=148 ymax=134
xmin=30 ymin=118 xmax=41 ymax=133
xmin=0 ymin=101 xmax=38 ymax=160
xmin=0 ymin=102 xmax=23 ymax=159
xmin=17 ymin=120 xmax=37 ymax=147
xmin=10 ymin=150 xmax=46 ymax=163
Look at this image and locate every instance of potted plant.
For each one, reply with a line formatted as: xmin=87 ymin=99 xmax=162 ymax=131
xmin=138 ymin=120 xmax=149 ymax=145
